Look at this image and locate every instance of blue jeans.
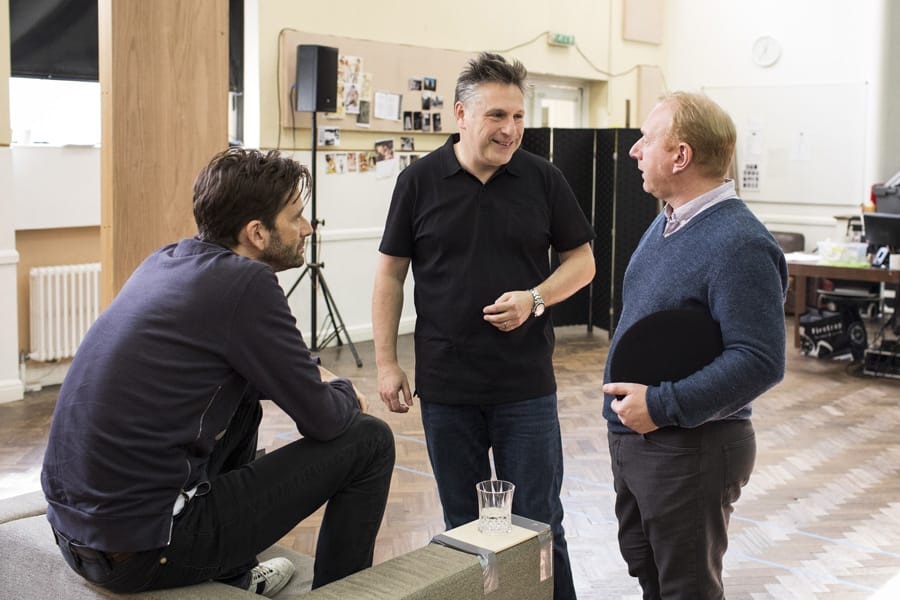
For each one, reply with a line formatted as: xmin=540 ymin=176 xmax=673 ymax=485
xmin=54 ymin=398 xmax=395 ymax=593
xmin=420 ymin=394 xmax=577 ymax=600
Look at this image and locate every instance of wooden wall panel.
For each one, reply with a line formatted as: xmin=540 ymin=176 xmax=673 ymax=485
xmin=99 ymin=0 xmax=229 ymax=305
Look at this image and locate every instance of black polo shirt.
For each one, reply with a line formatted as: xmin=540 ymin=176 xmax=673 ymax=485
xmin=380 ymin=134 xmax=595 ymax=405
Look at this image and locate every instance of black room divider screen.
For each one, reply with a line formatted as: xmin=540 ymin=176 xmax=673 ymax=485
xmin=521 ymin=128 xmax=661 ymax=336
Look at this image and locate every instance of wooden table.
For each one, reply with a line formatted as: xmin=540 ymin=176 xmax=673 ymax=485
xmin=787 ymin=261 xmax=900 ymax=348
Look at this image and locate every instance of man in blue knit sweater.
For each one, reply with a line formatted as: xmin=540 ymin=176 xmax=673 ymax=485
xmin=602 ymin=92 xmax=787 ymax=599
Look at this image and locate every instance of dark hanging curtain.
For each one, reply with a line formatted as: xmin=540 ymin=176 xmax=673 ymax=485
xmin=9 ymin=0 xmax=243 ymax=92
xmin=10 ymin=0 xmax=99 ymax=81
xmin=229 ymin=0 xmax=243 ymax=93
xmin=521 ymin=127 xmax=659 ymax=335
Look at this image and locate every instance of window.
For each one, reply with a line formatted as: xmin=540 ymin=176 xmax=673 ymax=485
xmin=525 ymin=77 xmax=588 ymax=128
xmin=8 ymin=0 xmax=242 ymax=146
xmin=9 ymin=77 xmax=101 ymax=146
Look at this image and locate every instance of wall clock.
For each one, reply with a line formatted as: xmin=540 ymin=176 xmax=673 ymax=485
xmin=752 ymin=36 xmax=782 ymax=67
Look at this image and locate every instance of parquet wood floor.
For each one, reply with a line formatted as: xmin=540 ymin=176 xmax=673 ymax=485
xmin=3 ymin=319 xmax=900 ymax=599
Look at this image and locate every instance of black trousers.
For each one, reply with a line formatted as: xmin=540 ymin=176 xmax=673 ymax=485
xmin=608 ymin=420 xmax=755 ymax=600
xmin=54 ymin=399 xmax=395 ymax=593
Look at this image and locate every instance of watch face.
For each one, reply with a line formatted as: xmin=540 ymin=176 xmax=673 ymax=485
xmin=752 ymin=35 xmax=781 ymax=67
xmin=534 ymin=303 xmax=545 ymax=317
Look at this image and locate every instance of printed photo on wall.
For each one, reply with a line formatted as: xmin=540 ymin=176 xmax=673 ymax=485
xmin=413 ymin=112 xmax=423 ymax=130
xmin=358 ymin=73 xmax=373 ymax=102
xmin=403 ymin=111 xmax=413 ymax=131
xmin=344 ymin=83 xmax=360 ymax=115
xmin=423 ymin=77 xmax=437 ymax=91
xmin=334 ymin=153 xmax=348 ymax=174
xmin=432 ymin=113 xmax=442 ymax=132
xmin=317 ymin=127 xmax=341 ymax=147
xmin=431 ymin=95 xmax=444 ymax=109
xmin=375 ymin=139 xmax=395 ymax=162
xmin=399 ymin=154 xmax=409 ymax=172
xmin=422 ymin=113 xmax=431 ymax=132
xmin=356 ymin=100 xmax=371 ymax=127
xmin=346 ymin=152 xmax=359 ymax=173
xmin=325 ymin=153 xmax=338 ymax=174
xmin=400 ymin=136 xmax=415 ymax=151
xmin=421 ymin=92 xmax=432 ymax=110
xmin=339 ymin=55 xmax=363 ymax=84
xmin=374 ymin=139 xmax=396 ymax=180
xmin=358 ymin=151 xmax=377 ymax=173
xmin=408 ymin=78 xmax=422 ymax=91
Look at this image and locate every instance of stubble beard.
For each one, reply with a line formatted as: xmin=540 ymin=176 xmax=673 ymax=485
xmin=262 ymin=232 xmax=306 ymax=272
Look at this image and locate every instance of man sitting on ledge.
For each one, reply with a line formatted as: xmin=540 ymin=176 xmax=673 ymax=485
xmin=41 ymin=147 xmax=395 ymax=597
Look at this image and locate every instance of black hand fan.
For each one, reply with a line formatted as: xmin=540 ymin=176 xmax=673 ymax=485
xmin=608 ymin=307 xmax=723 ymax=389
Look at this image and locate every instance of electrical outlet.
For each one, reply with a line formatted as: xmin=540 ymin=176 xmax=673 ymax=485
xmin=547 ymin=32 xmax=576 ymax=47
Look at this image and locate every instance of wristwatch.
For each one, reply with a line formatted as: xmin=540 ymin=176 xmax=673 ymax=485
xmin=529 ymin=288 xmax=545 ymax=318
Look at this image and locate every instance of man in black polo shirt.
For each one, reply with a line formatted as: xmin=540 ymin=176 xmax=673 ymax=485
xmin=372 ymin=52 xmax=595 ymax=600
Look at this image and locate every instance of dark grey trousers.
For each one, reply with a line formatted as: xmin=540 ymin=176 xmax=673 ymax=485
xmin=608 ymin=420 xmax=756 ymax=600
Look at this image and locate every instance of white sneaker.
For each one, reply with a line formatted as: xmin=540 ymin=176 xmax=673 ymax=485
xmin=247 ymin=557 xmax=295 ymax=597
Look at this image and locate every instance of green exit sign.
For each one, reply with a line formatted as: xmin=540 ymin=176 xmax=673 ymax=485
xmin=548 ymin=32 xmax=576 ymax=47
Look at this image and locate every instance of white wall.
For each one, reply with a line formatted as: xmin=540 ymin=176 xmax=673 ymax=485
xmin=275 ymin=151 xmax=417 ymax=343
xmin=12 ymin=146 xmax=101 ymax=229
xmin=0 ymin=0 xmax=23 ymax=403
xmin=0 ymin=146 xmax=23 ymax=403
xmin=874 ymin=1 xmax=900 ymax=183
xmin=665 ymin=0 xmax=896 ymax=250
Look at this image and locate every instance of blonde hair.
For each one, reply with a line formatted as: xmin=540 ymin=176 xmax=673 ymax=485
xmin=662 ymin=92 xmax=736 ymax=179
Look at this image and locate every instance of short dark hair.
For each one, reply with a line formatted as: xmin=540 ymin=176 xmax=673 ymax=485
xmin=454 ymin=52 xmax=528 ymax=107
xmin=193 ymin=147 xmax=310 ymax=247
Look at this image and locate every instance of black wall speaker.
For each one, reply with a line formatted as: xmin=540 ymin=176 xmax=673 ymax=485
xmin=295 ymin=44 xmax=338 ymax=113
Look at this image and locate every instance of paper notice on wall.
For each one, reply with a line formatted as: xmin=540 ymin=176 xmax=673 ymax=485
xmin=741 ymin=162 xmax=761 ymax=192
xmin=744 ymin=121 xmax=764 ymax=158
xmin=790 ymin=130 xmax=811 ymax=161
xmin=740 ymin=119 xmax=764 ymax=193
xmin=374 ymin=91 xmax=402 ymax=121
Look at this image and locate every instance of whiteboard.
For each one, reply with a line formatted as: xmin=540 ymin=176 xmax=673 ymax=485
xmin=703 ymin=83 xmax=868 ymax=207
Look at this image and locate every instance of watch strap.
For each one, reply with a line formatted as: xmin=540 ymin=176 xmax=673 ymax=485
xmin=529 ymin=288 xmax=544 ymax=316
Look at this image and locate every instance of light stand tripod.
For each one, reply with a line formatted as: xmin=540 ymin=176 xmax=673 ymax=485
xmin=285 ymin=110 xmax=362 ymax=367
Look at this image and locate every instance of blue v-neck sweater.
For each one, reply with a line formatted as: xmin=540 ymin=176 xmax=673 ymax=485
xmin=603 ymin=198 xmax=788 ymax=433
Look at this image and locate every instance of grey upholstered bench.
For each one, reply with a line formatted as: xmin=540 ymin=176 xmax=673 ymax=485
xmin=0 ymin=490 xmax=552 ymax=599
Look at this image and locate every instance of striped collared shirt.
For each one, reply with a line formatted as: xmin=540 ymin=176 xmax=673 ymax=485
xmin=663 ymin=179 xmax=737 ymax=237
